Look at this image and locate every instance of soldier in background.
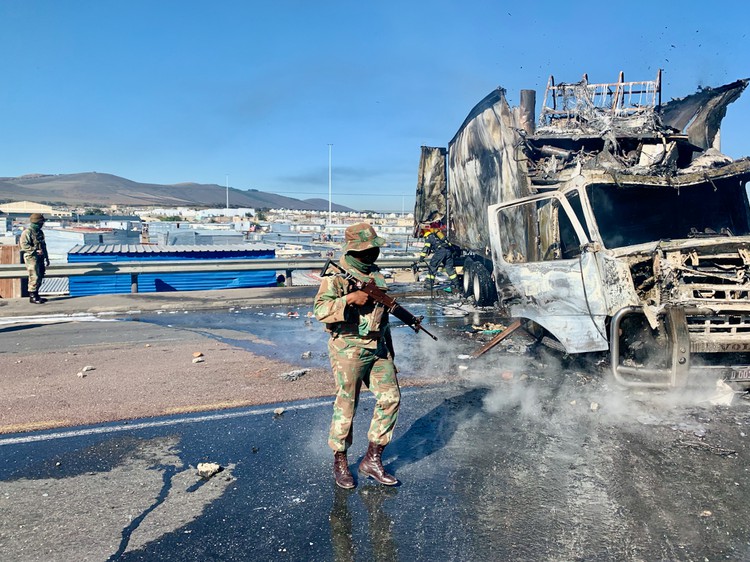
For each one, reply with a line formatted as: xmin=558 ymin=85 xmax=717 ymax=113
xmin=314 ymin=223 xmax=400 ymax=489
xmin=20 ymin=213 xmax=50 ymax=304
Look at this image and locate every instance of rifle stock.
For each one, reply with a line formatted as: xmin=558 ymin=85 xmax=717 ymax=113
xmin=321 ymin=260 xmax=438 ymax=340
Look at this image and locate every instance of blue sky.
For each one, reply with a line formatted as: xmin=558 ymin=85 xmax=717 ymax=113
xmin=1 ymin=1 xmax=749 ymax=211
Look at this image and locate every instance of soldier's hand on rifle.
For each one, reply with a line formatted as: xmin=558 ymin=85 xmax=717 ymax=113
xmin=345 ymin=290 xmax=369 ymax=306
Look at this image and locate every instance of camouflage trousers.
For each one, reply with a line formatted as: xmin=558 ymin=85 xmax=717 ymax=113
xmin=327 ymin=335 xmax=400 ymax=452
xmin=25 ymin=256 xmax=45 ymax=292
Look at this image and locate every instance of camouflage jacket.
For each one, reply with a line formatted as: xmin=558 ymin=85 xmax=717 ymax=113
xmin=314 ymin=256 xmax=391 ymax=348
xmin=20 ymin=227 xmax=48 ymax=261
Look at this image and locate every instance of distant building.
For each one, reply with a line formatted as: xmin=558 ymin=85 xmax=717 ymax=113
xmin=45 ymin=227 xmax=141 ymax=262
xmin=66 ymin=215 xmax=142 ymax=231
xmin=0 ymin=201 xmax=72 ymax=217
xmin=196 ymin=208 xmax=255 ymax=219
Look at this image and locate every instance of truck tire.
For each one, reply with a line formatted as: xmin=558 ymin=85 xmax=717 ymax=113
xmin=462 ymin=258 xmax=474 ymax=298
xmin=472 ymin=262 xmax=496 ymax=307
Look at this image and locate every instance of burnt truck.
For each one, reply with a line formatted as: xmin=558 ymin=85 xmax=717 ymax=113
xmin=415 ymin=72 xmax=750 ymax=388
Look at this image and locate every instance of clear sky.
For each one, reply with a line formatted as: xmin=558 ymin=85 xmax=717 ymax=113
xmin=1 ymin=1 xmax=749 ymax=212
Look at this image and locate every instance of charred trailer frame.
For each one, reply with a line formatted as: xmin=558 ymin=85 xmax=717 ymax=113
xmin=415 ymin=72 xmax=750 ymax=388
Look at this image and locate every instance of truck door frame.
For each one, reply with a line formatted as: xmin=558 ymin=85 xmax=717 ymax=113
xmin=488 ymin=190 xmax=610 ymax=353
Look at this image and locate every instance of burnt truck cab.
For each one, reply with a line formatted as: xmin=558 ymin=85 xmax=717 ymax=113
xmin=417 ymin=72 xmax=750 ymax=387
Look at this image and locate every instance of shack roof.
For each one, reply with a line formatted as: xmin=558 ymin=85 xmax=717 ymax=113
xmin=68 ymin=243 xmax=275 ymax=255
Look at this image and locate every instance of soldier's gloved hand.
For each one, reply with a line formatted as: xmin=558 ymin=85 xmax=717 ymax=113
xmin=345 ymin=290 xmax=369 ymax=306
xmin=418 ymin=255 xmax=425 ymax=263
xmin=44 ymin=258 xmax=50 ymax=267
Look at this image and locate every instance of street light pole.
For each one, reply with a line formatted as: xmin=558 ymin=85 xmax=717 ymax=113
xmin=225 ymin=174 xmax=229 ymax=211
xmin=327 ymin=143 xmax=333 ymax=232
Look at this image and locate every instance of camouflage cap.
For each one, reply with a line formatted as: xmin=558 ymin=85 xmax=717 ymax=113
xmin=29 ymin=213 xmax=46 ymax=224
xmin=342 ymin=223 xmax=385 ymax=253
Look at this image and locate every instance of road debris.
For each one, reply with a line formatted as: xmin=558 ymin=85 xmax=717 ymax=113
xmin=192 ymin=352 xmax=204 ymax=358
xmin=706 ymin=380 xmax=736 ymax=406
xmin=81 ymin=366 xmax=95 ymax=372
xmin=278 ymin=369 xmax=308 ymax=381
xmin=197 ymin=462 xmax=222 ymax=479
xmin=273 ymin=407 xmax=285 ymax=417
xmin=300 ymin=351 xmax=312 ymax=359
xmin=676 ymin=439 xmax=736 ymax=457
xmin=192 ymin=357 xmax=205 ymax=364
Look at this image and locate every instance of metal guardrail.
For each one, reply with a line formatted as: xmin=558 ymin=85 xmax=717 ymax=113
xmin=0 ymin=258 xmax=418 ymax=293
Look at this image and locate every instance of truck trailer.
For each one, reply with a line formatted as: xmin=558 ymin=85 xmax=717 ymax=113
xmin=415 ymin=72 xmax=750 ymax=388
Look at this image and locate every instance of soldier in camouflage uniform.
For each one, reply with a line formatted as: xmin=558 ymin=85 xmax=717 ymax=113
xmin=314 ymin=223 xmax=400 ymax=489
xmin=20 ymin=213 xmax=50 ymax=304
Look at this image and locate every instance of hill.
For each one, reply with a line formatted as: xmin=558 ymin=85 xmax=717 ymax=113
xmin=0 ymin=172 xmax=355 ymax=211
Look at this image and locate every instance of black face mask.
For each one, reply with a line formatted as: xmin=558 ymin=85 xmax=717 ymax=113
xmin=350 ymin=247 xmax=380 ymax=265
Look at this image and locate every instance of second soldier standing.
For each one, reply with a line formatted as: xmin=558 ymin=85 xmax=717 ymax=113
xmin=314 ymin=223 xmax=400 ymax=489
xmin=20 ymin=213 xmax=50 ymax=304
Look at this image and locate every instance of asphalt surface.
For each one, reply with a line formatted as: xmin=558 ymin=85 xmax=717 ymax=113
xmin=4 ymin=288 xmax=750 ymax=560
xmin=4 ymin=371 xmax=750 ymax=561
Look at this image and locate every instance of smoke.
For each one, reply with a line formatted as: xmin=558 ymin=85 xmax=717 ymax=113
xmin=445 ymin=340 xmax=736 ymax=435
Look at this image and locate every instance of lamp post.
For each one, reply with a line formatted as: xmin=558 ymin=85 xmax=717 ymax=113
xmin=225 ymin=174 xmax=229 ymax=211
xmin=327 ymin=143 xmax=333 ymax=232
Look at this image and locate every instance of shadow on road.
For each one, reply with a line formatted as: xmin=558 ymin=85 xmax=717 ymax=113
xmin=0 ymin=323 xmax=46 ymax=333
xmin=387 ymin=387 xmax=488 ymax=472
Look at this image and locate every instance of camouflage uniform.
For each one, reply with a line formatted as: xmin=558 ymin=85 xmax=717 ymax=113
xmin=314 ymin=233 xmax=400 ymax=453
xmin=20 ymin=215 xmax=49 ymax=294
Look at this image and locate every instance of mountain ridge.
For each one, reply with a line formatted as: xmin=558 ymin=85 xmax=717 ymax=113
xmin=0 ymin=172 xmax=354 ymax=211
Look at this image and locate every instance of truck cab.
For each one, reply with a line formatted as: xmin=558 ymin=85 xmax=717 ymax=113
xmin=416 ymin=72 xmax=750 ymax=388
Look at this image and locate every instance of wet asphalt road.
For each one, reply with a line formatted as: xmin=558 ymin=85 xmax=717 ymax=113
xmin=4 ymin=367 xmax=750 ymax=560
xmin=4 ymin=297 xmax=750 ymax=560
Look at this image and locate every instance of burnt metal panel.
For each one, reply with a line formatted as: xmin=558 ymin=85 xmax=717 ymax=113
xmin=661 ymin=79 xmax=748 ymax=150
xmin=448 ymin=88 xmax=531 ymax=254
xmin=414 ymin=146 xmax=447 ymax=236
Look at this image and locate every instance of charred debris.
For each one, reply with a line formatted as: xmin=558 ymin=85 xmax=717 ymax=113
xmin=415 ymin=71 xmax=750 ymax=389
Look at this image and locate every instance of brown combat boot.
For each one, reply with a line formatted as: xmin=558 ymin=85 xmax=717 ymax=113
xmin=359 ymin=442 xmax=398 ymax=486
xmin=333 ymin=452 xmax=355 ymax=489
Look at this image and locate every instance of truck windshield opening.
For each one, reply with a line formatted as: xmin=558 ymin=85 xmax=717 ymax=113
xmin=587 ymin=180 xmax=750 ymax=249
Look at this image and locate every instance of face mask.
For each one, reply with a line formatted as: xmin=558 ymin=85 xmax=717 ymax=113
xmin=353 ymin=247 xmax=380 ymax=264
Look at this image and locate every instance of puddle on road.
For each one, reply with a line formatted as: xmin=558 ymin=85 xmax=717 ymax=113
xmin=128 ymin=299 xmax=503 ymax=379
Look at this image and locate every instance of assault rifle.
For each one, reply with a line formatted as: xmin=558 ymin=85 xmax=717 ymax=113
xmin=321 ymin=260 xmax=438 ymax=340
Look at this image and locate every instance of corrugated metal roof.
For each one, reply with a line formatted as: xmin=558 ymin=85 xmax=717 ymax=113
xmin=39 ymin=277 xmax=69 ymax=295
xmin=69 ymin=243 xmax=276 ymax=254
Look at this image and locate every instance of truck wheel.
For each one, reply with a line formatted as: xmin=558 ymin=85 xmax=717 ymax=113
xmin=462 ymin=258 xmax=474 ymax=297
xmin=472 ymin=263 xmax=496 ymax=306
